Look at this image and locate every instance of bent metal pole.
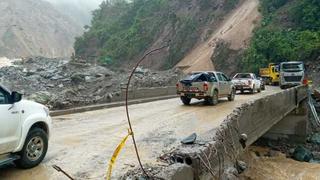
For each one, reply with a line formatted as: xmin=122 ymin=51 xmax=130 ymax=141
xmin=125 ymin=42 xmax=170 ymax=178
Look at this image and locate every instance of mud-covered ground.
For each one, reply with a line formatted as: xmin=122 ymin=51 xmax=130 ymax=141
xmin=0 ymin=57 xmax=180 ymax=110
xmin=240 ymin=92 xmax=320 ymax=180
xmin=240 ymin=146 xmax=320 ymax=180
xmin=0 ymin=86 xmax=281 ymax=180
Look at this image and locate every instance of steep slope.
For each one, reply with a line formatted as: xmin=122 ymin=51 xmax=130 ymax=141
xmin=0 ymin=0 xmax=83 ymax=58
xmin=176 ymin=0 xmax=260 ymax=73
xmin=74 ymin=0 xmax=241 ymax=70
xmin=241 ymin=0 xmax=320 ymax=73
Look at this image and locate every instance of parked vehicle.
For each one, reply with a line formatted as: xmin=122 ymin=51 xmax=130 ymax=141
xmin=279 ymin=61 xmax=305 ymax=89
xmin=232 ymin=73 xmax=262 ymax=94
xmin=259 ymin=63 xmax=280 ymax=85
xmin=0 ymin=85 xmax=51 ymax=169
xmin=176 ymin=71 xmax=235 ymax=105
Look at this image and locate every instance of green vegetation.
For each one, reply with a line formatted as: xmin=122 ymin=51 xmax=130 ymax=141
xmin=74 ymin=0 xmax=240 ymax=69
xmin=75 ymin=0 xmax=170 ymax=66
xmin=241 ymin=0 xmax=320 ymax=73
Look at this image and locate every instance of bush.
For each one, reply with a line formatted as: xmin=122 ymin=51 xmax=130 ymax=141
xmin=241 ymin=0 xmax=320 ymax=72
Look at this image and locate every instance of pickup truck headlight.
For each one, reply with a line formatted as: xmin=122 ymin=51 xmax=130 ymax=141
xmin=43 ymin=107 xmax=50 ymax=117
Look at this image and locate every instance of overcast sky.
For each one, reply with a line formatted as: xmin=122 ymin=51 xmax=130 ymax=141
xmin=45 ymin=0 xmax=103 ymax=10
xmin=44 ymin=0 xmax=105 ymax=25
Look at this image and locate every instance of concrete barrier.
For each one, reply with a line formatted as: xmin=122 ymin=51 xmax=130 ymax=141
xmin=125 ymin=86 xmax=309 ymax=179
xmin=51 ymin=86 xmax=177 ymax=116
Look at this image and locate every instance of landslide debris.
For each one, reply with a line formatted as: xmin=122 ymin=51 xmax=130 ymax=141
xmin=74 ymin=0 xmax=241 ymax=70
xmin=0 ymin=57 xmax=179 ymax=110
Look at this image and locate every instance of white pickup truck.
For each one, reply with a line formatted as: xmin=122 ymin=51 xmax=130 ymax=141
xmin=232 ymin=73 xmax=262 ymax=94
xmin=0 ymin=85 xmax=51 ymax=169
xmin=176 ymin=71 xmax=235 ymax=105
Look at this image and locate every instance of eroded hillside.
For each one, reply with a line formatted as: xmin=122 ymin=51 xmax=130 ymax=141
xmin=177 ymin=0 xmax=260 ymax=74
xmin=74 ymin=0 xmax=242 ymax=70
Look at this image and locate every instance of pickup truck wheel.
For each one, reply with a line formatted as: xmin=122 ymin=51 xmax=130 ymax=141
xmin=208 ymin=91 xmax=219 ymax=105
xmin=250 ymin=86 xmax=255 ymax=94
xmin=180 ymin=96 xmax=191 ymax=105
xmin=15 ymin=128 xmax=48 ymax=169
xmin=228 ymin=89 xmax=235 ymax=101
xmin=257 ymin=88 xmax=261 ymax=93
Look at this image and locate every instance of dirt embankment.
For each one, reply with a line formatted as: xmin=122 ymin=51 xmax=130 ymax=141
xmin=176 ymin=0 xmax=261 ymax=75
xmin=0 ymin=57 xmax=180 ymax=110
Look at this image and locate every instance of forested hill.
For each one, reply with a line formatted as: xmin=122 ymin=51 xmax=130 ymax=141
xmin=74 ymin=0 xmax=240 ymax=70
xmin=241 ymin=0 xmax=320 ymax=72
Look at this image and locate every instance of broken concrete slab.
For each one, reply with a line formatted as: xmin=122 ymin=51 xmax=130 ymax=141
xmin=156 ymin=164 xmax=194 ymax=180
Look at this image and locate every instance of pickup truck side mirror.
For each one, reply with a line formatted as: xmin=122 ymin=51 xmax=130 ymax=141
xmin=11 ymin=91 xmax=22 ymax=103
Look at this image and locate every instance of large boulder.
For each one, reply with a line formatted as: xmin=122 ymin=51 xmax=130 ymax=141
xmin=292 ymin=145 xmax=313 ymax=162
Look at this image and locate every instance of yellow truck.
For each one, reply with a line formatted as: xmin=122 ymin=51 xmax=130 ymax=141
xmin=259 ymin=63 xmax=280 ymax=85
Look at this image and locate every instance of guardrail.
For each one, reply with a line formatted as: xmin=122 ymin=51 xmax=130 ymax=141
xmin=50 ymin=86 xmax=177 ymax=116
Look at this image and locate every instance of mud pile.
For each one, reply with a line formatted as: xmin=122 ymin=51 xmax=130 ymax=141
xmin=0 ymin=57 xmax=179 ymax=109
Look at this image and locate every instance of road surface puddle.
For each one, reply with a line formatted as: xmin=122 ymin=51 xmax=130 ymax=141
xmin=240 ymin=146 xmax=320 ymax=179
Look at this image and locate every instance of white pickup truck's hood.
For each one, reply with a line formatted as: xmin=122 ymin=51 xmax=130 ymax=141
xmin=16 ymin=100 xmax=49 ymax=118
xmin=18 ymin=100 xmax=46 ymax=110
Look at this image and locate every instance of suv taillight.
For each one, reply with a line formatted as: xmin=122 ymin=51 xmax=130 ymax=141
xmin=176 ymin=83 xmax=180 ymax=89
xmin=203 ymin=83 xmax=209 ymax=91
xmin=303 ymin=78 xmax=308 ymax=85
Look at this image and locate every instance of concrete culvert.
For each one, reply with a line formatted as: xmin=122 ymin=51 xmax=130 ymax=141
xmin=185 ymin=157 xmax=193 ymax=165
xmin=176 ymin=156 xmax=184 ymax=164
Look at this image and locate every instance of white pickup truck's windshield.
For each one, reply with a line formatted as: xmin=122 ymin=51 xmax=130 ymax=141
xmin=234 ymin=74 xmax=251 ymax=79
xmin=281 ymin=63 xmax=304 ymax=72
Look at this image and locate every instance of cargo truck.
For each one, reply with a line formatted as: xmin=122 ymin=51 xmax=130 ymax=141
xmin=259 ymin=63 xmax=280 ymax=85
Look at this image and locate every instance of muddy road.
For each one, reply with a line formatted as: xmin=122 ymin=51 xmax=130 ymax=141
xmin=0 ymin=86 xmax=280 ymax=180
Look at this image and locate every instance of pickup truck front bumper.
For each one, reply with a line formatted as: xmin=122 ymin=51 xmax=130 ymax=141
xmin=234 ymin=85 xmax=253 ymax=90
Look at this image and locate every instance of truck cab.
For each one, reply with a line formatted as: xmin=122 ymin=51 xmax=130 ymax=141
xmin=279 ymin=61 xmax=305 ymax=89
xmin=0 ymin=85 xmax=51 ymax=169
xmin=259 ymin=63 xmax=280 ymax=85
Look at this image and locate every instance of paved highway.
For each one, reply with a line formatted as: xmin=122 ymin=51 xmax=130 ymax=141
xmin=0 ymin=86 xmax=281 ymax=180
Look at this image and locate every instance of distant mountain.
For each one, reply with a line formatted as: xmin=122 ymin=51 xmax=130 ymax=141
xmin=44 ymin=0 xmax=103 ymax=26
xmin=0 ymin=0 xmax=83 ymax=58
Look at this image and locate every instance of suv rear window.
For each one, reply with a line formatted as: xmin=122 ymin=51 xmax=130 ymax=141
xmin=234 ymin=74 xmax=252 ymax=79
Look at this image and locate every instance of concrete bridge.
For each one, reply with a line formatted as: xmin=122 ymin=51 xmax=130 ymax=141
xmin=139 ymin=85 xmax=309 ymax=180
xmin=0 ymin=86 xmax=309 ymax=179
